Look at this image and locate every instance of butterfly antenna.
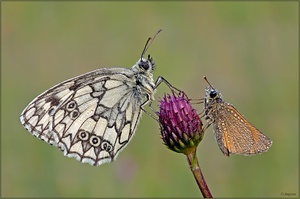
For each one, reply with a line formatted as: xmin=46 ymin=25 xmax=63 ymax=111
xmin=203 ymin=76 xmax=214 ymax=88
xmin=140 ymin=29 xmax=162 ymax=60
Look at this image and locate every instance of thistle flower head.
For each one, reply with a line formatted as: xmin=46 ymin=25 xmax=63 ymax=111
xmin=158 ymin=91 xmax=203 ymax=154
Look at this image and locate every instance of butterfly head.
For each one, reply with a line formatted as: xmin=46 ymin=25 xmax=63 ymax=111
xmin=204 ymin=76 xmax=223 ymax=104
xmin=134 ymin=54 xmax=155 ymax=74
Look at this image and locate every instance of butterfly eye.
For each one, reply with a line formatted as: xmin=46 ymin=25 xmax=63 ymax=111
xmin=138 ymin=60 xmax=150 ymax=71
xmin=138 ymin=55 xmax=155 ymax=72
xmin=209 ymin=90 xmax=217 ymax=98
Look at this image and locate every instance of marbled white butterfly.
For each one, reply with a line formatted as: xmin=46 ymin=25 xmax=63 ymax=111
xmin=20 ymin=29 xmax=171 ymax=166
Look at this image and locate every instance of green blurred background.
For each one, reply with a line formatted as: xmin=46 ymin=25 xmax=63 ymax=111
xmin=2 ymin=2 xmax=298 ymax=198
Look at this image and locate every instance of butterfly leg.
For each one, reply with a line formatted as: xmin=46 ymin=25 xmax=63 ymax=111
xmin=188 ymin=98 xmax=205 ymax=116
xmin=201 ymin=119 xmax=213 ymax=135
xmin=140 ymin=94 xmax=159 ymax=121
xmin=154 ymin=76 xmax=182 ymax=93
xmin=200 ymin=105 xmax=215 ymax=135
xmin=143 ymin=76 xmax=182 ymax=120
xmin=148 ymin=76 xmax=183 ymax=114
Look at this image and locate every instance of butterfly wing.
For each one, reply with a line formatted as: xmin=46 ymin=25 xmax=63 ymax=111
xmin=213 ymin=103 xmax=272 ymax=156
xmin=20 ymin=67 xmax=146 ymax=166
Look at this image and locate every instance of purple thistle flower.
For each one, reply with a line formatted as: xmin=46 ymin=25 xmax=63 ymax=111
xmin=158 ymin=92 xmax=203 ymax=154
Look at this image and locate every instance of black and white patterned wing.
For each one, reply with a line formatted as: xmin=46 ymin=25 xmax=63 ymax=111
xmin=20 ymin=67 xmax=147 ymax=166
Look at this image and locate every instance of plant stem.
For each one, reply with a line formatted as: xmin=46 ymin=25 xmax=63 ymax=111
xmin=186 ymin=149 xmax=213 ymax=198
